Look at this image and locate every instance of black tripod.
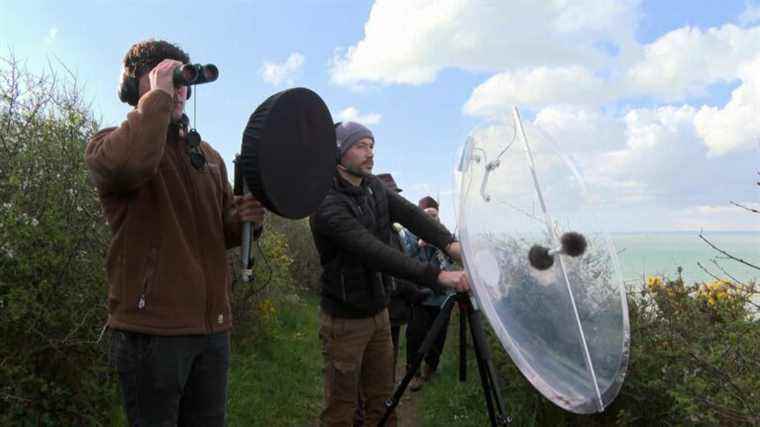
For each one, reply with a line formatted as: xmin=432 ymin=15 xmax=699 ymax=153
xmin=379 ymin=292 xmax=511 ymax=426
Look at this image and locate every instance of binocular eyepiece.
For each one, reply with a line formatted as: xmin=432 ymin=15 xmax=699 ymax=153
xmin=173 ymin=63 xmax=219 ymax=87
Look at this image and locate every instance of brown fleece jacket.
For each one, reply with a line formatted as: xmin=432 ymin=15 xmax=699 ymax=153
xmin=85 ymin=89 xmax=243 ymax=335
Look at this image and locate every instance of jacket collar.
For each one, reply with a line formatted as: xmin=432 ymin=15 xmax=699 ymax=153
xmin=334 ymin=172 xmax=371 ymax=197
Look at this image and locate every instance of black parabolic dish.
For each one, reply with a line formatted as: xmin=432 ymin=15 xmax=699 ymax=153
xmin=241 ymin=87 xmax=336 ymax=219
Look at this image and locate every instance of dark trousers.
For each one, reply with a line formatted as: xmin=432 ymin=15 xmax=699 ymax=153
xmin=406 ymin=304 xmax=450 ymax=373
xmin=110 ymin=329 xmax=230 ymax=427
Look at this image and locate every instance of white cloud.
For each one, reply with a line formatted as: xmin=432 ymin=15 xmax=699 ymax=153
xmin=330 ymin=0 xmax=640 ymax=87
xmin=260 ymin=52 xmax=305 ymax=86
xmin=672 ymin=203 xmax=760 ymax=231
xmin=441 ymin=102 xmax=756 ymax=230
xmin=512 ymin=105 xmax=755 ymax=214
xmin=463 ymin=21 xmax=760 ymax=156
xmin=44 ymin=27 xmax=59 ymax=45
xmin=331 ymin=2 xmax=759 ymax=229
xmin=622 ymin=105 xmax=698 ymax=151
xmin=533 ymin=105 xmax=624 ymax=153
xmin=335 ymin=106 xmax=382 ymax=125
xmin=569 ymin=105 xmax=749 ymax=211
xmin=625 ymin=24 xmax=760 ymax=100
xmin=464 ymin=66 xmax=610 ymax=115
xmin=451 ymin=16 xmax=760 ymax=118
xmin=739 ymin=3 xmax=760 ymax=26
xmin=694 ymin=57 xmax=760 ymax=156
xmin=602 ymin=106 xmax=705 ymax=205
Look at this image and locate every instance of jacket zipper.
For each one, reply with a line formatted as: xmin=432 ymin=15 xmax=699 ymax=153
xmin=378 ymin=272 xmax=386 ymax=297
xmin=340 ymin=271 xmax=347 ymax=301
xmin=175 ymin=138 xmax=212 ymax=332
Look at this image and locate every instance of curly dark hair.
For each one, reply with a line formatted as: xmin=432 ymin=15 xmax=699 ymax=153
xmin=122 ymin=39 xmax=190 ymax=79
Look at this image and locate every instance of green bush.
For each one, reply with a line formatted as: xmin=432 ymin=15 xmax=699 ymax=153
xmin=613 ymin=276 xmax=759 ymax=425
xmin=229 ymin=225 xmax=294 ymax=346
xmin=267 ymin=215 xmax=322 ymax=293
xmin=487 ymin=274 xmax=760 ymax=426
xmin=0 ymin=56 xmax=114 ymax=425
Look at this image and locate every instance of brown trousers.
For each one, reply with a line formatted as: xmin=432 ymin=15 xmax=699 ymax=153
xmin=319 ymin=309 xmax=397 ymax=427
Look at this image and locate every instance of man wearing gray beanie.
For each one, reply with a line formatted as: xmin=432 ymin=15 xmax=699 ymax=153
xmin=335 ymin=121 xmax=375 ymax=179
xmin=310 ymin=121 xmax=470 ymax=426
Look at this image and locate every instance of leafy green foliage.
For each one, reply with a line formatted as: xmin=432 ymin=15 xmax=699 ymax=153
xmin=0 ymin=56 xmax=114 ymax=424
xmin=611 ymin=276 xmax=760 ymax=425
xmin=267 ymin=215 xmax=322 ymax=293
xmin=423 ymin=275 xmax=760 ymax=426
xmin=227 ymin=294 xmax=323 ymax=426
xmin=229 ymin=226 xmax=294 ymax=346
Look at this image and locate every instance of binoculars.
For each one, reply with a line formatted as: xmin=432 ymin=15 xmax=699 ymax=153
xmin=173 ymin=63 xmax=219 ymax=87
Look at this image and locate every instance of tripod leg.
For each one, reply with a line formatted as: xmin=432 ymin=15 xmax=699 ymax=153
xmin=459 ymin=304 xmax=467 ymax=382
xmin=468 ymin=304 xmax=510 ymax=426
xmin=379 ymin=295 xmax=458 ymax=427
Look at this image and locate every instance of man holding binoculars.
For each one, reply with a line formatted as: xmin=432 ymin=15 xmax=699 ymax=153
xmin=85 ymin=39 xmax=265 ymax=426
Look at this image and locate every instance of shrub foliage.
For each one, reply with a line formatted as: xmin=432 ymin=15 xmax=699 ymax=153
xmin=488 ymin=273 xmax=760 ymax=426
xmin=0 ymin=56 xmax=112 ymax=424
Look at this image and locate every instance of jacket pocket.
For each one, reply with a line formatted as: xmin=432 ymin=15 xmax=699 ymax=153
xmin=340 ymin=264 xmax=372 ymax=310
xmin=137 ymin=247 xmax=158 ymax=310
xmin=374 ymin=272 xmax=388 ymax=299
xmin=340 ymin=271 xmax=347 ymax=301
xmin=326 ymin=254 xmax=348 ymax=303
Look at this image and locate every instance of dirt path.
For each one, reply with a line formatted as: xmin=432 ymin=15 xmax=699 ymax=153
xmin=307 ymin=363 xmax=423 ymax=427
xmin=395 ymin=364 xmax=421 ymax=427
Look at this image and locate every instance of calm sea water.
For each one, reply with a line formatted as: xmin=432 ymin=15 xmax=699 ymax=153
xmin=611 ymin=231 xmax=760 ymax=285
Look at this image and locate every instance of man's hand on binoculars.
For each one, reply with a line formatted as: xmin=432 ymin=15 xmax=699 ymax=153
xmin=149 ymin=59 xmax=182 ymax=99
xmin=233 ymin=195 xmax=267 ymax=227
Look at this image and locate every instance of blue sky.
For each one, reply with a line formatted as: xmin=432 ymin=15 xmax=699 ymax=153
xmin=2 ymin=0 xmax=759 ymax=232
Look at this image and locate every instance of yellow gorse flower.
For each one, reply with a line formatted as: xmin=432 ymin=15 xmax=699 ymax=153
xmin=645 ymin=275 xmax=686 ymax=300
xmin=646 ymin=276 xmax=664 ymax=291
xmin=256 ymin=298 xmax=277 ymax=318
xmin=697 ymin=279 xmax=733 ymax=305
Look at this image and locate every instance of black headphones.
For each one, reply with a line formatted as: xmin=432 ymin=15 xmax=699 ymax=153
xmin=118 ymin=70 xmax=192 ymax=106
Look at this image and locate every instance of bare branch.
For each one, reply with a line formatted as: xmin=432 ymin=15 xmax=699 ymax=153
xmin=695 ymin=396 xmax=760 ymax=425
xmin=696 ymin=261 xmax=722 ymax=282
xmin=684 ymin=347 xmax=752 ymax=413
xmin=699 ymin=230 xmax=760 ymax=272
xmin=710 ymin=258 xmax=746 ymax=286
xmin=0 ymin=391 xmax=32 ymax=405
xmin=730 ymin=201 xmax=760 ymax=214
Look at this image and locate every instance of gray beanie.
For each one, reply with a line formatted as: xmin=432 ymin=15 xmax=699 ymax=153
xmin=336 ymin=121 xmax=374 ymax=160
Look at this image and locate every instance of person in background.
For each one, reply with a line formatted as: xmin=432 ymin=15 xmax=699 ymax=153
xmin=401 ymin=196 xmax=455 ymax=392
xmin=376 ymin=173 xmax=433 ymax=377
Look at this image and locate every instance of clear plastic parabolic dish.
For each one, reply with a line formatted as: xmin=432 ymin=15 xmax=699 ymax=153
xmin=455 ymin=108 xmax=630 ymax=414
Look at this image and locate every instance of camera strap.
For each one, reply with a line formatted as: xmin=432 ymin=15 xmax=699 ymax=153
xmin=186 ymin=87 xmax=206 ymax=170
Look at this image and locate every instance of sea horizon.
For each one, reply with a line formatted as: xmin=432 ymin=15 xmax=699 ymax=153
xmin=607 ymin=230 xmax=759 ymax=285
xmin=608 ymin=230 xmax=760 ymax=235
